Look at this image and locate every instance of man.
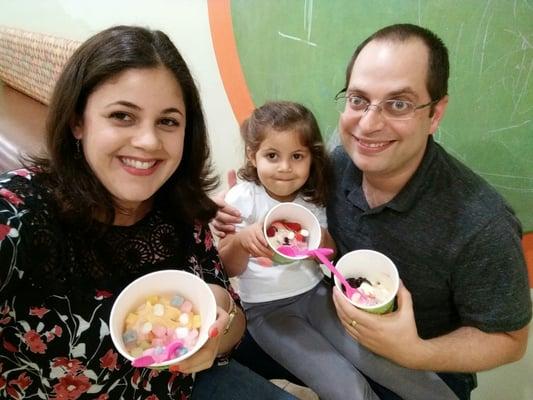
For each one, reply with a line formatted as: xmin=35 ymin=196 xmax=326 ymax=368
xmin=326 ymin=23 xmax=531 ymax=398
xmin=213 ymin=24 xmax=531 ymax=399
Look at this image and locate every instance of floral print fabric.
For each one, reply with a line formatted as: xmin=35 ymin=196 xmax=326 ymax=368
xmin=0 ymin=169 xmax=232 ymax=399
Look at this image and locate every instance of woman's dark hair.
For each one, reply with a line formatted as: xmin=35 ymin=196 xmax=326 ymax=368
xmin=32 ymin=25 xmax=218 ymax=226
xmin=344 ymin=23 xmax=449 ymax=105
xmin=238 ymin=101 xmax=331 ymax=207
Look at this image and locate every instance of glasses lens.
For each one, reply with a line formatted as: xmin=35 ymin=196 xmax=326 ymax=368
xmin=382 ymin=100 xmax=415 ymax=120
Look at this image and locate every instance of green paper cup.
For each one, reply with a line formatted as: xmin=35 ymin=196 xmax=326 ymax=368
xmin=263 ymin=202 xmax=321 ymax=264
xmin=334 ymin=250 xmax=399 ymax=314
xmin=109 ymin=270 xmax=217 ymax=369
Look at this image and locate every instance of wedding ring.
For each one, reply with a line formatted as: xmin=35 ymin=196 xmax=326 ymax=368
xmin=350 ymin=320 xmax=358 ymax=328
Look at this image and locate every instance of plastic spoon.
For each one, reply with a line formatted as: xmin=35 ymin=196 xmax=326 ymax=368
xmin=276 ymin=246 xmax=357 ymax=299
xmin=276 ymin=246 xmax=334 ymax=258
xmin=132 ymin=339 xmax=184 ymax=367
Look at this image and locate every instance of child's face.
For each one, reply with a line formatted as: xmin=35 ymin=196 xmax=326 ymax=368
xmin=250 ymin=129 xmax=311 ymax=202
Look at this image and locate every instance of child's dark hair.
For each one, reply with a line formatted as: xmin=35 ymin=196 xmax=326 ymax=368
xmin=238 ymin=101 xmax=331 ymax=207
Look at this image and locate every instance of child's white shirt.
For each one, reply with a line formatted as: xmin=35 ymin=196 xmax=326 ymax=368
xmin=225 ymin=181 xmax=326 ymax=303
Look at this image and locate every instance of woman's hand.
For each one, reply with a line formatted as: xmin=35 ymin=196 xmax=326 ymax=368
xmin=168 ymin=284 xmax=245 ymax=374
xmin=168 ymin=305 xmax=229 ymax=374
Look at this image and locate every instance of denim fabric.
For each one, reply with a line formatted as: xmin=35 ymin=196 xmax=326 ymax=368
xmin=191 ymin=359 xmax=297 ymax=400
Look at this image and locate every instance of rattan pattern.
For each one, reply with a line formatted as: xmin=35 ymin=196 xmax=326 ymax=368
xmin=0 ymin=26 xmax=80 ymax=105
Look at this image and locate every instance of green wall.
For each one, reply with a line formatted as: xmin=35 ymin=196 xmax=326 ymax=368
xmin=232 ymin=0 xmax=532 ymax=231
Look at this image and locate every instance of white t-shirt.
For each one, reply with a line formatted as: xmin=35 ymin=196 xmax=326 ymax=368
xmin=225 ymin=181 xmax=326 ymax=303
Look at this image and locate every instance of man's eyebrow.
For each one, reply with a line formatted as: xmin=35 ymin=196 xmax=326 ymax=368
xmin=345 ymin=87 xmax=365 ymax=95
xmin=345 ymin=87 xmax=419 ymax=98
xmin=387 ymin=88 xmax=418 ymax=98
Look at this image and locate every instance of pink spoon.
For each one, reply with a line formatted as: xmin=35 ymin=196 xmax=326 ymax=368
xmin=132 ymin=339 xmax=184 ymax=368
xmin=277 ymin=246 xmax=334 ymax=258
xmin=277 ymin=246 xmax=357 ymax=298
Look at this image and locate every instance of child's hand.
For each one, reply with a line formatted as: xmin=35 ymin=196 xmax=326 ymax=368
xmin=238 ymin=222 xmax=274 ymax=259
xmin=319 ymin=227 xmax=337 ymax=259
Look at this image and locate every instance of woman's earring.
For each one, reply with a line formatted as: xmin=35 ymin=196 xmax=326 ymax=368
xmin=75 ymin=139 xmax=82 ymax=159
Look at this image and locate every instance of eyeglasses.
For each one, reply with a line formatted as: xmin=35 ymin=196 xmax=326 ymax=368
xmin=334 ymin=89 xmax=439 ymax=120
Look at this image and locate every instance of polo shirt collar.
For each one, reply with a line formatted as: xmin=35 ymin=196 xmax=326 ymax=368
xmin=387 ymin=136 xmax=437 ymax=212
xmin=341 ymin=137 xmax=437 ymax=213
xmin=341 ymin=159 xmax=366 ymax=210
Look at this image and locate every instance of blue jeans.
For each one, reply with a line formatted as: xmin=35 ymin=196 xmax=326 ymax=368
xmin=191 ymin=359 xmax=297 ymax=400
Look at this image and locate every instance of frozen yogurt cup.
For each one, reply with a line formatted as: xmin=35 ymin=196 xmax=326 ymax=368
xmin=109 ymin=270 xmax=217 ymax=368
xmin=334 ymin=250 xmax=399 ymax=314
xmin=263 ymin=202 xmax=321 ymax=264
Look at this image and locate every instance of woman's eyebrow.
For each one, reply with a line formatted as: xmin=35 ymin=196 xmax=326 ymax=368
xmin=161 ymin=107 xmax=184 ymax=116
xmin=105 ymin=101 xmax=184 ymax=116
xmin=105 ymin=100 xmax=140 ymax=109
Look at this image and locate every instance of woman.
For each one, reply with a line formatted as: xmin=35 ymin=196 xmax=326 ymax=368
xmin=0 ymin=25 xmax=295 ymax=399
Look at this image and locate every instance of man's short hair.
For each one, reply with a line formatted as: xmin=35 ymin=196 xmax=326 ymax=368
xmin=344 ymin=23 xmax=449 ymax=101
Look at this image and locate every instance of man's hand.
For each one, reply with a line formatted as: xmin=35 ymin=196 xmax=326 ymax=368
xmin=211 ymin=170 xmax=241 ymax=238
xmin=332 ymin=282 xmax=426 ymax=369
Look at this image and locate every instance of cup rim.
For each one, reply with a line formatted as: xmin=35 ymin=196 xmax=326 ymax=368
xmin=263 ymin=202 xmax=321 ymax=261
xmin=334 ymin=249 xmax=399 ymax=310
xmin=109 ymin=269 xmax=217 ymax=368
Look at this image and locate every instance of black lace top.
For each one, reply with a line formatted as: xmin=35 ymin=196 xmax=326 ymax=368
xmin=0 ymin=169 xmax=233 ymax=399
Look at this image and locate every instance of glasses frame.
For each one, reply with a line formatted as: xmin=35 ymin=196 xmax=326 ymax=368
xmin=334 ymin=88 xmax=440 ymax=120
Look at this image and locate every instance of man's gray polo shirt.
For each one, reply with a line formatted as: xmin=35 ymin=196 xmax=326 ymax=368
xmin=327 ymin=137 xmax=531 ymax=340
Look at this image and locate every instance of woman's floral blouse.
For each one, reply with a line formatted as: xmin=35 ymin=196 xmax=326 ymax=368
xmin=0 ymin=169 xmax=233 ymax=399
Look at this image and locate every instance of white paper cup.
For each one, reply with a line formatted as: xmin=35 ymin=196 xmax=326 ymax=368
xmin=334 ymin=250 xmax=399 ymax=314
xmin=263 ymin=202 xmax=322 ymax=264
xmin=109 ymin=270 xmax=217 ymax=368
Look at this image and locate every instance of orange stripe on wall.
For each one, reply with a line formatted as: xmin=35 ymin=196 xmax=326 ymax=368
xmin=523 ymin=233 xmax=533 ymax=289
xmin=207 ymin=0 xmax=255 ymax=124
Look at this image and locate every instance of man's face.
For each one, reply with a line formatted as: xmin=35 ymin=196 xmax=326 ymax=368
xmin=338 ymin=38 xmax=447 ymax=182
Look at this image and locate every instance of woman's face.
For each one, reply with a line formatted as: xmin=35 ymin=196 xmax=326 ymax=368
xmin=73 ymin=66 xmax=186 ymax=221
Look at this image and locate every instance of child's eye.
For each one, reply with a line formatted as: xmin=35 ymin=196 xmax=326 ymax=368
xmin=265 ymin=153 xmax=278 ymax=160
xmin=292 ymin=153 xmax=304 ymax=160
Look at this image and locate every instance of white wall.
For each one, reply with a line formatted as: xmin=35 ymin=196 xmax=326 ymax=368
xmin=0 ymin=0 xmax=243 ymax=185
xmin=474 ymin=325 xmax=532 ymax=400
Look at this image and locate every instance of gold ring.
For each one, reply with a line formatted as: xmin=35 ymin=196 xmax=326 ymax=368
xmin=350 ymin=320 xmax=358 ymax=328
